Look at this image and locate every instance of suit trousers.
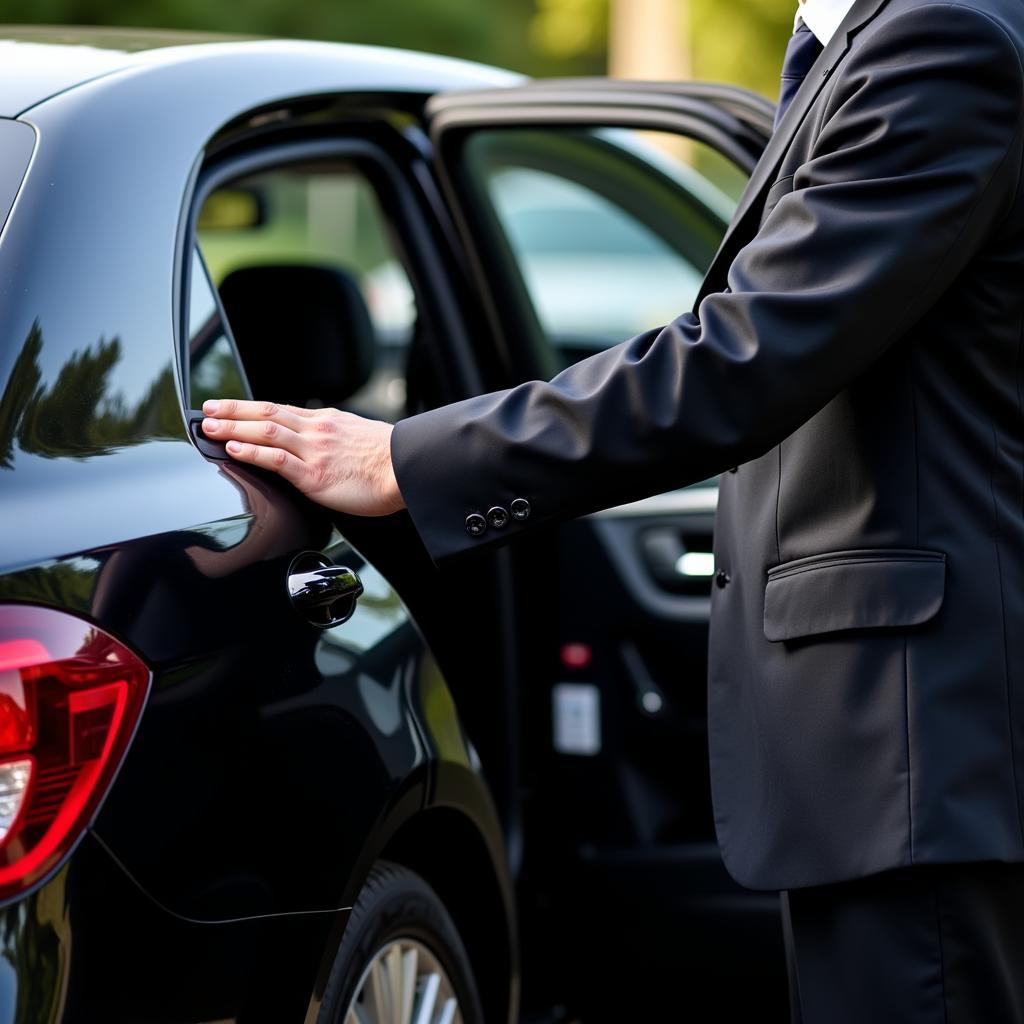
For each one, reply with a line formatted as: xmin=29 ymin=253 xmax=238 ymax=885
xmin=781 ymin=862 xmax=1024 ymax=1023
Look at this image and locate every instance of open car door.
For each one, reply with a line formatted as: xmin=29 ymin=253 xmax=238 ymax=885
xmin=425 ymin=79 xmax=789 ymax=1019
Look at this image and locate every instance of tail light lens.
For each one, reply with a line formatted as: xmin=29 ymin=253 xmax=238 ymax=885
xmin=0 ymin=605 xmax=150 ymax=902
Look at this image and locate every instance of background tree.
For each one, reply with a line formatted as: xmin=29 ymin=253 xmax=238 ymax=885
xmin=3 ymin=0 xmax=795 ymax=96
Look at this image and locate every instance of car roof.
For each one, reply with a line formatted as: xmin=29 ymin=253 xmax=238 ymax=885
xmin=0 ymin=25 xmax=520 ymax=118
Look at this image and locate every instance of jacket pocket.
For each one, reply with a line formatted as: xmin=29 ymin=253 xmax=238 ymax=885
xmin=763 ymin=548 xmax=946 ymax=643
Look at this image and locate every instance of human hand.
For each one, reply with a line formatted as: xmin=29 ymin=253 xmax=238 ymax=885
xmin=199 ymin=399 xmax=405 ymax=517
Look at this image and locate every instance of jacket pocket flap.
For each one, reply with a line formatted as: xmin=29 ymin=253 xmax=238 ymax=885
xmin=763 ymin=548 xmax=946 ymax=643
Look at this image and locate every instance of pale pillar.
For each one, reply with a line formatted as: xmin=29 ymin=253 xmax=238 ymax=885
xmin=608 ymin=0 xmax=690 ymax=82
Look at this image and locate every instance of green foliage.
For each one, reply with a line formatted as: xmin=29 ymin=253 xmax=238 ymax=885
xmin=0 ymin=320 xmax=181 ymax=463
xmin=531 ymin=0 xmax=608 ymax=62
xmin=529 ymin=0 xmax=793 ymax=95
xmin=690 ymin=0 xmax=793 ymax=97
xmin=2 ymin=0 xmax=594 ymax=75
xmin=17 ymin=335 xmax=126 ymax=454
xmin=1 ymin=0 xmax=795 ymax=87
xmin=0 ymin=320 xmax=43 ymax=469
xmin=0 ymin=557 xmax=100 ymax=614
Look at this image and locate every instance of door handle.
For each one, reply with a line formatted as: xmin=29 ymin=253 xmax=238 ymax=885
xmin=288 ymin=563 xmax=364 ymax=628
xmin=187 ymin=413 xmax=232 ymax=461
xmin=639 ymin=526 xmax=715 ymax=594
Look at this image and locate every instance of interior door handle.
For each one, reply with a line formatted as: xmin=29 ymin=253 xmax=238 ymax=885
xmin=288 ymin=563 xmax=364 ymax=628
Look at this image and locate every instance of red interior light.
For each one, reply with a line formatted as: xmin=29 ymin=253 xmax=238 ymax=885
xmin=0 ymin=606 xmax=150 ymax=902
xmin=560 ymin=642 xmax=593 ymax=670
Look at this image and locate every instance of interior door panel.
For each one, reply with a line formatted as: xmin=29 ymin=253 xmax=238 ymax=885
xmin=589 ymin=487 xmax=718 ymax=619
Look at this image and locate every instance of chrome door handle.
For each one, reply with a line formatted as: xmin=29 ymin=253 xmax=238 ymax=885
xmin=288 ymin=563 xmax=364 ymax=628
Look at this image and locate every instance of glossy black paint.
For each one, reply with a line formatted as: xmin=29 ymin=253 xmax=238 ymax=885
xmin=0 ymin=30 xmax=518 ymax=1024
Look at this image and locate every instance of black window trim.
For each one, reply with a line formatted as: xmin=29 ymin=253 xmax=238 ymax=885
xmin=185 ymin=244 xmax=253 ymax=406
xmin=173 ymin=131 xmax=485 ymax=457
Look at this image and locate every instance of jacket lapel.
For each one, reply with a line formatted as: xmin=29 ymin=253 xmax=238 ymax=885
xmin=694 ymin=0 xmax=892 ymax=307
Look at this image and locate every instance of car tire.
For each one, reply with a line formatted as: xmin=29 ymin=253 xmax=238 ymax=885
xmin=318 ymin=859 xmax=484 ymax=1024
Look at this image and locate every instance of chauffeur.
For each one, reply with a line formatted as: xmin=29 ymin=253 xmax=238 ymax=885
xmin=202 ymin=0 xmax=1024 ymax=1018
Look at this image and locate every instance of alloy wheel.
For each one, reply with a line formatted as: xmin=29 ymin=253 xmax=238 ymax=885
xmin=343 ymin=938 xmax=463 ymax=1024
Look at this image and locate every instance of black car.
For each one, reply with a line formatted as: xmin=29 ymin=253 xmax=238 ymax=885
xmin=0 ymin=26 xmax=785 ymax=1023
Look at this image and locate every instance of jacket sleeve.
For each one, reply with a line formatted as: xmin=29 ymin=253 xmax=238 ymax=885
xmin=391 ymin=3 xmax=1024 ymax=564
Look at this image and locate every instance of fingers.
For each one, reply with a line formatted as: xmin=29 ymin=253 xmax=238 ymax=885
xmin=222 ymin=439 xmax=313 ymax=489
xmin=201 ymin=415 xmax=304 ymax=454
xmin=202 ymin=398 xmax=311 ymax=431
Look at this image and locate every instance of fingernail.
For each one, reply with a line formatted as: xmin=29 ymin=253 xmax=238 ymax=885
xmin=203 ymin=417 xmax=220 ymax=431
xmin=203 ymin=399 xmax=220 ymax=414
xmin=226 ymin=441 xmax=242 ymax=453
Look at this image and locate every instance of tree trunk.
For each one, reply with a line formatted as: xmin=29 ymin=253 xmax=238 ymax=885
xmin=608 ymin=0 xmax=690 ymax=82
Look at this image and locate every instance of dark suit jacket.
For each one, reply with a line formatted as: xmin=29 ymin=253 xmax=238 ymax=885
xmin=391 ymin=0 xmax=1024 ymax=890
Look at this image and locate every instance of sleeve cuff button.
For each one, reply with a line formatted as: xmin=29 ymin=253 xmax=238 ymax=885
xmin=510 ymin=498 xmax=531 ymax=521
xmin=465 ymin=513 xmax=487 ymax=537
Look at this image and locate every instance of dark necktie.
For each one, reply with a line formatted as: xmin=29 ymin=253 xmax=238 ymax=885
xmin=774 ymin=19 xmax=824 ymax=131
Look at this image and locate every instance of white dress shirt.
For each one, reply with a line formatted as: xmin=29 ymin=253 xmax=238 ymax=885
xmin=796 ymin=0 xmax=858 ymax=45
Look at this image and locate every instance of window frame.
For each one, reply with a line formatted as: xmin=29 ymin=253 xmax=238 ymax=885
xmin=174 ymin=130 xmax=484 ymax=449
xmin=426 ymin=86 xmax=766 ymax=383
xmin=183 ymin=243 xmax=253 ymax=410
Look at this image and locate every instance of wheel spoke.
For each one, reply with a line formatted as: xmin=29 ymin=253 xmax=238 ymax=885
xmin=399 ymin=947 xmax=418 ymax=1024
xmin=412 ymin=972 xmax=441 ymax=1024
xmin=367 ymin=959 xmax=389 ymax=1022
xmin=384 ymin=944 xmax=404 ymax=1024
xmin=343 ymin=938 xmax=462 ymax=1024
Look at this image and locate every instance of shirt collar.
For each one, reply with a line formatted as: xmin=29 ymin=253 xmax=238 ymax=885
xmin=795 ymin=0 xmax=856 ymax=45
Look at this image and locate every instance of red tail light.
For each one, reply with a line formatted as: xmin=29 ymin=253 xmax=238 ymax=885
xmin=0 ymin=605 xmax=150 ymax=901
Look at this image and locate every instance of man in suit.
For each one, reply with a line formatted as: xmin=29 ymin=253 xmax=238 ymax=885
xmin=200 ymin=0 xmax=1024 ymax=1017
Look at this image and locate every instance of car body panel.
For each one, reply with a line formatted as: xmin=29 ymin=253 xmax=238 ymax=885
xmin=0 ymin=28 xmax=520 ymax=118
xmin=0 ymin=38 xmax=519 ymax=568
xmin=0 ymin=31 xmax=518 ymax=1024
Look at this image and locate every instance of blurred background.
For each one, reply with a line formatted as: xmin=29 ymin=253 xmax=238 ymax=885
xmin=2 ymin=0 xmax=795 ymax=99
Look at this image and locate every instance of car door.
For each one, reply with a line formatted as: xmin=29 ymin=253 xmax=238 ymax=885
xmin=423 ymin=80 xmax=788 ymax=1019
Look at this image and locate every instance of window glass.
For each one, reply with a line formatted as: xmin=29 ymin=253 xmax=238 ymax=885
xmin=461 ymin=127 xmax=747 ymax=492
xmin=187 ymin=246 xmax=248 ymax=409
xmin=196 ymin=165 xmax=417 ymax=423
xmin=489 ymin=166 xmax=706 ymax=347
xmin=463 ymin=128 xmax=741 ymax=363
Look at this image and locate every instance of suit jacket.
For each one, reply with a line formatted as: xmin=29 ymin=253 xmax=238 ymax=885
xmin=392 ymin=0 xmax=1024 ymax=890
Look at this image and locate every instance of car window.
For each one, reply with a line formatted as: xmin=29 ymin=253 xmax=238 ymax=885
xmin=195 ymin=163 xmax=417 ymax=423
xmin=186 ymin=246 xmax=250 ymax=409
xmin=461 ymin=128 xmax=743 ymax=366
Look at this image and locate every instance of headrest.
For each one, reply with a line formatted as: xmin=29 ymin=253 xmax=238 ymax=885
xmin=218 ymin=264 xmax=375 ymax=408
